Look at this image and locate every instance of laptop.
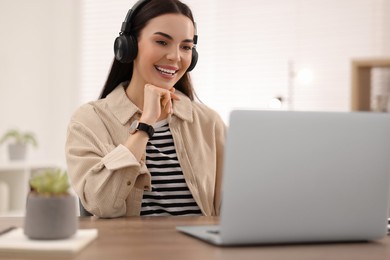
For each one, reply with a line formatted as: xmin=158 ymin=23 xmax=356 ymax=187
xmin=177 ymin=110 xmax=390 ymax=245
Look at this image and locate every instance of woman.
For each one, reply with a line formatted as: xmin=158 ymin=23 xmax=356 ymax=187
xmin=65 ymin=0 xmax=226 ymax=218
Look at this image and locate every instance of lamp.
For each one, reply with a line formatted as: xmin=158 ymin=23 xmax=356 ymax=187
xmin=268 ymin=96 xmax=284 ymax=109
xmin=269 ymin=60 xmax=313 ymax=110
xmin=287 ymin=60 xmax=313 ymax=110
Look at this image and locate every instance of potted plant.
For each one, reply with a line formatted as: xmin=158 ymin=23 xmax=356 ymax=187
xmin=24 ymin=168 xmax=78 ymax=240
xmin=0 ymin=129 xmax=38 ymax=161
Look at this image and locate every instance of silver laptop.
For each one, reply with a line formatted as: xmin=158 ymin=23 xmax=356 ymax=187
xmin=177 ymin=110 xmax=390 ymax=245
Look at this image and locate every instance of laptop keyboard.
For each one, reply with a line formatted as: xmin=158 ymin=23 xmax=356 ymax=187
xmin=207 ymin=229 xmax=220 ymax=235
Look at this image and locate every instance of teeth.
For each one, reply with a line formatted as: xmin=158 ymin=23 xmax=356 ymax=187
xmin=156 ymin=66 xmax=176 ymax=75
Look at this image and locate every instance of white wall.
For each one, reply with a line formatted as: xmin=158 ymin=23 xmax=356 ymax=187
xmin=385 ymin=0 xmax=390 ymax=54
xmin=0 ymin=0 xmax=79 ymax=166
xmin=1 ymin=0 xmax=389 ymax=165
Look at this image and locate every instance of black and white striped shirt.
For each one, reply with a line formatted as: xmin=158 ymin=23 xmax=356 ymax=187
xmin=141 ymin=119 xmax=202 ymax=216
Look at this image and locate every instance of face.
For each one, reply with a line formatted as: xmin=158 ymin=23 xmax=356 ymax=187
xmin=133 ymin=13 xmax=195 ymax=90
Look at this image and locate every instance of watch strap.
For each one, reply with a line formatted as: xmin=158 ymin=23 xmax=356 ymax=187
xmin=136 ymin=122 xmax=154 ymax=139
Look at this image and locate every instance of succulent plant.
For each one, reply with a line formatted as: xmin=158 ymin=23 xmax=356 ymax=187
xmin=29 ymin=168 xmax=70 ymax=196
xmin=0 ymin=129 xmax=38 ymax=147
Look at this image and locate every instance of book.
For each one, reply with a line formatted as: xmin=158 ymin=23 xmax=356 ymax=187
xmin=0 ymin=228 xmax=98 ymax=256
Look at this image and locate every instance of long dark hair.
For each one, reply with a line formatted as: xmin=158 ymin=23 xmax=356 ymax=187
xmin=99 ymin=0 xmax=196 ymax=100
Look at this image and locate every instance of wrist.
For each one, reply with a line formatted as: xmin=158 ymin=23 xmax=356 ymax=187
xmin=129 ymin=120 xmax=154 ymax=139
xmin=139 ymin=115 xmax=156 ymax=125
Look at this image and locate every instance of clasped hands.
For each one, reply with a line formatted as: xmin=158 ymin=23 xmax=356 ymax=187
xmin=140 ymin=84 xmax=181 ymax=124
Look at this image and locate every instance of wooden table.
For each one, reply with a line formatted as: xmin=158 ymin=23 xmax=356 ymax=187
xmin=1 ymin=216 xmax=390 ymax=259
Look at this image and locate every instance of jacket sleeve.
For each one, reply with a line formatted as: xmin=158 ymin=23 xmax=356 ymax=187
xmin=65 ymin=120 xmax=151 ymax=218
xmin=213 ymin=115 xmax=227 ymax=215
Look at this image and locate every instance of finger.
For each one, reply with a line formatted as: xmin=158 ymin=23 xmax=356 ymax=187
xmin=160 ymin=98 xmax=170 ymax=113
xmin=161 ymin=98 xmax=170 ymax=109
xmin=164 ymin=99 xmax=173 ymax=114
xmin=170 ymin=92 xmax=181 ymax=101
xmin=160 ymin=92 xmax=171 ymax=108
xmin=168 ymin=87 xmax=181 ymax=100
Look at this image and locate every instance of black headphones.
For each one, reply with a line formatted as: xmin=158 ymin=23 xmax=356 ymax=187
xmin=113 ymin=0 xmax=198 ymax=71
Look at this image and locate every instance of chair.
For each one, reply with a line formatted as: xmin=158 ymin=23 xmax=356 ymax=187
xmin=79 ymin=199 xmax=93 ymax=217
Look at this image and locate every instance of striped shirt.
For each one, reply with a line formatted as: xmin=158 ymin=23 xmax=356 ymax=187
xmin=141 ymin=119 xmax=202 ymax=216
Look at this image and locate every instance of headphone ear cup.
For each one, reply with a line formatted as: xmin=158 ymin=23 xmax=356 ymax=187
xmin=114 ymin=34 xmax=138 ymax=63
xmin=187 ymin=47 xmax=198 ymax=72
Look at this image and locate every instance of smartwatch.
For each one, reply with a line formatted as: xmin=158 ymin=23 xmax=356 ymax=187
xmin=129 ymin=120 xmax=154 ymax=139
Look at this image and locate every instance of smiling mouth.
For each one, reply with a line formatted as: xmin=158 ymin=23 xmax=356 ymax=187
xmin=155 ymin=66 xmax=178 ymax=76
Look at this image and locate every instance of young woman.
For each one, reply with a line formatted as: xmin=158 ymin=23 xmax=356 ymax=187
xmin=65 ymin=0 xmax=226 ymax=218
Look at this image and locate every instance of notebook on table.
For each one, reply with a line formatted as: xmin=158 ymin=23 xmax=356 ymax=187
xmin=0 ymin=228 xmax=98 ymax=256
xmin=177 ymin=110 xmax=390 ymax=246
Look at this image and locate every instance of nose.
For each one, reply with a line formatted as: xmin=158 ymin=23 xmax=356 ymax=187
xmin=166 ymin=46 xmax=181 ymax=62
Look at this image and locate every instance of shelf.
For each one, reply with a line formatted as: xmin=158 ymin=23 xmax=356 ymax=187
xmin=0 ymin=162 xmax=59 ymax=216
xmin=351 ymin=58 xmax=390 ymax=111
xmin=0 ymin=162 xmax=59 ymax=171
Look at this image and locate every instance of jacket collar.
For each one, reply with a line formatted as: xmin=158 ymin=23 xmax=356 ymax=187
xmin=106 ymin=83 xmax=193 ymax=125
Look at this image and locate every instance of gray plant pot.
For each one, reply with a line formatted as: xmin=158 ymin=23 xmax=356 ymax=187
xmin=8 ymin=143 xmax=26 ymax=161
xmin=24 ymin=193 xmax=78 ymax=240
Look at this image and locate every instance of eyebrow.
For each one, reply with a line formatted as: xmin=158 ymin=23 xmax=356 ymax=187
xmin=153 ymin=32 xmax=194 ymax=43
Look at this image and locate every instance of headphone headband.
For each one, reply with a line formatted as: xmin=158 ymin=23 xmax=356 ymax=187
xmin=114 ymin=0 xmax=199 ymax=71
xmin=193 ymin=22 xmax=198 ymax=45
xmin=120 ymin=0 xmax=150 ymax=34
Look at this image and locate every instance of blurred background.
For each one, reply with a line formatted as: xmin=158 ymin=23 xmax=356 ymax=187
xmin=0 ymin=0 xmax=389 ymax=169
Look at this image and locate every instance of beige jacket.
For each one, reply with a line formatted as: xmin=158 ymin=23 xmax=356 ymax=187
xmin=65 ymin=83 xmax=226 ymax=218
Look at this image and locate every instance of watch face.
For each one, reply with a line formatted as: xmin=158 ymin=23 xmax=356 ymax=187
xmin=129 ymin=120 xmax=139 ymax=134
xmin=129 ymin=120 xmax=154 ymax=138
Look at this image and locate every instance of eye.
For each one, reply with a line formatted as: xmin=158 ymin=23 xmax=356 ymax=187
xmin=156 ymin=40 xmax=167 ymax=46
xmin=181 ymin=45 xmax=193 ymax=51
